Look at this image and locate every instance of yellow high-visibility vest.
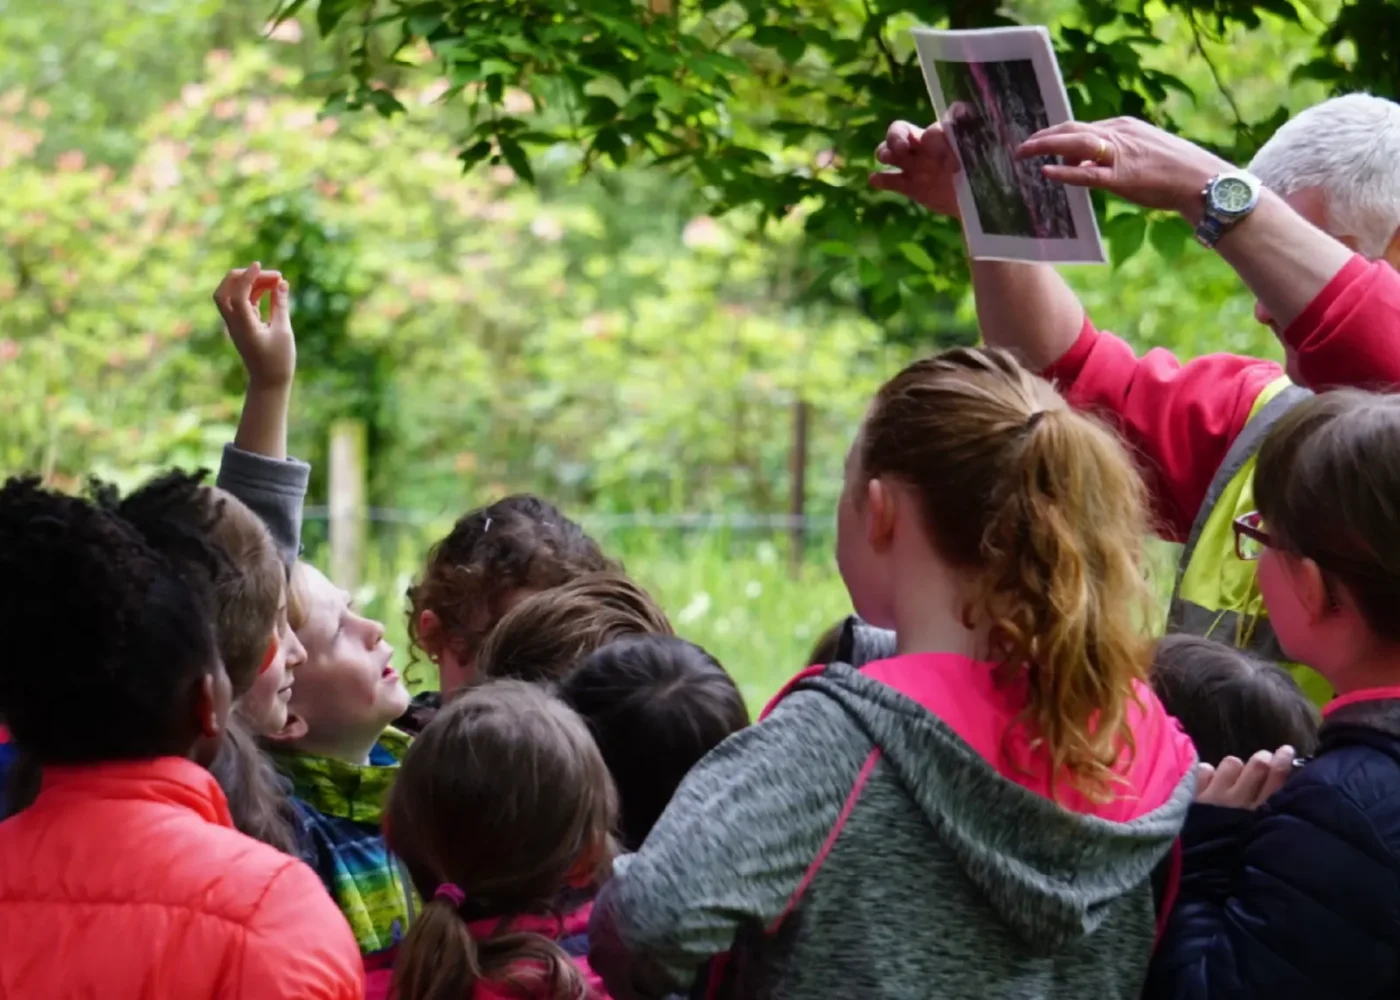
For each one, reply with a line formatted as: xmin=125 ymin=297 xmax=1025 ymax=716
xmin=1166 ymin=376 xmax=1331 ymax=704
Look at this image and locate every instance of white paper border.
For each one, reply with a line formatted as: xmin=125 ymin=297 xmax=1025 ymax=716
xmin=910 ymin=26 xmax=1106 ymax=264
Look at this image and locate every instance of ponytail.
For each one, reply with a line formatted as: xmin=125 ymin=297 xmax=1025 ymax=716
xmin=979 ymin=406 xmax=1153 ymax=800
xmin=860 ymin=348 xmax=1153 ymax=801
xmin=393 ymin=896 xmax=588 ymax=1000
xmin=393 ymin=896 xmax=483 ymax=1000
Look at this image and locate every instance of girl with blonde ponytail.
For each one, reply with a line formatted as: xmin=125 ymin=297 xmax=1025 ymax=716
xmin=383 ymin=681 xmax=616 ymax=1000
xmin=592 ymin=347 xmax=1196 ymax=1000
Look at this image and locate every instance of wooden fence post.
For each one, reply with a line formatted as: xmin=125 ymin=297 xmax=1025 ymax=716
xmin=788 ymin=399 xmax=809 ymax=578
xmin=328 ymin=418 xmax=367 ymax=593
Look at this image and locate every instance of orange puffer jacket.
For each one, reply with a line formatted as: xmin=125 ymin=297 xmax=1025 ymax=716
xmin=0 ymin=756 xmax=364 ymax=999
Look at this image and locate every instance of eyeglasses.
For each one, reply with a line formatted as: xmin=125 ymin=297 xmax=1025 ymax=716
xmin=258 ymin=635 xmax=280 ymax=675
xmin=1233 ymin=511 xmax=1272 ymax=562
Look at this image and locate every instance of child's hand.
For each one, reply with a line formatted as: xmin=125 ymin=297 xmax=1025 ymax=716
xmin=1195 ymin=745 xmax=1296 ymax=809
xmin=214 ymin=263 xmax=295 ymax=389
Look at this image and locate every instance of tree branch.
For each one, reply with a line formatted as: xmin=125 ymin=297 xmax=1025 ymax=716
xmin=1187 ymin=12 xmax=1246 ymax=131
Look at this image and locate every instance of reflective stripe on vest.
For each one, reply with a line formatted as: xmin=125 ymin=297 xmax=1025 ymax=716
xmin=1165 ymin=376 xmax=1332 ymax=704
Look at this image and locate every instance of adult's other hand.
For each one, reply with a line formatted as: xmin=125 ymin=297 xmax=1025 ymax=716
xmin=1195 ymin=745 xmax=1296 ymax=809
xmin=870 ymin=120 xmax=962 ymax=218
xmin=1017 ymin=117 xmax=1233 ymax=223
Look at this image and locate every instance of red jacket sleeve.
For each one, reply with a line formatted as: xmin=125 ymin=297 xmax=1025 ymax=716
xmin=1042 ymin=322 xmax=1279 ymax=542
xmin=1285 ymin=255 xmax=1400 ymax=391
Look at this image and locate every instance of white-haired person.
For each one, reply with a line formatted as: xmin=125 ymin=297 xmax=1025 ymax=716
xmin=869 ymin=94 xmax=1400 ymax=702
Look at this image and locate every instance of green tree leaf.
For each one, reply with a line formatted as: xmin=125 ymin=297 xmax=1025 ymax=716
xmin=1103 ymin=212 xmax=1148 ymax=268
xmin=1149 ymin=216 xmax=1193 ymax=262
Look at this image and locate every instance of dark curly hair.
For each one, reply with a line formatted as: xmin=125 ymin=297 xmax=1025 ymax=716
xmin=0 ymin=472 xmax=225 ymax=764
xmin=406 ymin=495 xmax=616 ymax=670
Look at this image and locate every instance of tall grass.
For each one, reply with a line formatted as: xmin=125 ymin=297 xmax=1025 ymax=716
xmin=303 ymin=518 xmax=1180 ymax=710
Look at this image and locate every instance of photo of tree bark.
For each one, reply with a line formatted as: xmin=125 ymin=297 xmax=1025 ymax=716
xmin=937 ymin=58 xmax=1077 ymax=240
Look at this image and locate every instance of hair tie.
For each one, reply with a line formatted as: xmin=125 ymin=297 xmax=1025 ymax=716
xmin=1023 ymin=410 xmax=1047 ymax=433
xmin=434 ymin=883 xmax=466 ymax=908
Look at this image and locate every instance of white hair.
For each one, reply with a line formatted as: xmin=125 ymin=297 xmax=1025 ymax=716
xmin=1249 ymin=93 xmax=1400 ymax=259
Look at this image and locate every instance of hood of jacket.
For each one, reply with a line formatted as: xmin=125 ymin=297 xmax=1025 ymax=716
xmin=272 ymin=727 xmax=411 ymax=824
xmin=798 ymin=655 xmax=1196 ymax=952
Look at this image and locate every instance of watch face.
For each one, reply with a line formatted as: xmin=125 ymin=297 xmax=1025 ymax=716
xmin=1213 ymin=176 xmax=1255 ymax=215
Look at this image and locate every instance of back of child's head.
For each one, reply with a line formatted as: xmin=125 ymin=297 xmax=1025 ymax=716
xmin=386 ymin=679 xmax=616 ymax=1000
xmin=407 ymin=495 xmax=616 ymax=673
xmin=1150 ymin=635 xmax=1319 ymax=765
xmin=560 ymin=635 xmax=750 ymax=850
xmin=0 ymin=472 xmax=228 ymax=764
xmin=477 ymin=570 xmax=674 ymax=684
xmin=807 ymin=620 xmax=846 ymax=666
xmin=1255 ymin=390 xmax=1400 ymax=646
xmin=851 ymin=347 xmax=1153 ymax=800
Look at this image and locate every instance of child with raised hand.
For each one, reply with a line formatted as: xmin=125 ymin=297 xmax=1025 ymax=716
xmin=385 ymin=680 xmax=617 ymax=1000
xmin=1148 ymin=390 xmax=1400 ymax=1000
xmin=560 ymin=635 xmax=749 ymax=851
xmin=400 ymin=496 xmax=617 ymax=732
xmin=591 ymin=348 xmax=1196 ymax=1000
xmin=0 ymin=473 xmax=362 ymax=999
xmin=210 ymin=263 xmax=416 ymax=963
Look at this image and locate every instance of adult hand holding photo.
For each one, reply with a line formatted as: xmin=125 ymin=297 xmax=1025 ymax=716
xmin=1015 ymin=117 xmax=1234 ymax=223
xmin=870 ymin=120 xmax=962 ymax=218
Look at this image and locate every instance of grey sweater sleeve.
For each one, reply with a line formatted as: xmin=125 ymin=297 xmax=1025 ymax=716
xmin=590 ymin=690 xmax=873 ymax=1000
xmin=215 ymin=444 xmax=311 ymax=564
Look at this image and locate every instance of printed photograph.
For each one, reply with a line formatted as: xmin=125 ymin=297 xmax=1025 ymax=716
xmin=934 ymin=57 xmax=1077 ymax=240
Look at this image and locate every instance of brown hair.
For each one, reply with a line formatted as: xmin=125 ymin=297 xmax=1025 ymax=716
xmin=386 ymin=680 xmax=616 ymax=1000
xmin=204 ymin=487 xmax=284 ymax=696
xmin=1150 ymin=635 xmax=1319 ymax=766
xmin=560 ymin=635 xmax=749 ymax=850
xmin=1255 ymin=390 xmax=1400 ymax=643
xmin=206 ymin=716 xmax=300 ymax=854
xmin=807 ymin=620 xmax=846 ymax=667
xmin=477 ymin=571 xmax=674 ymax=684
xmin=859 ymin=347 xmax=1153 ymax=800
xmin=287 ymin=560 xmax=313 ymax=632
xmin=406 ymin=496 xmax=616 ymax=670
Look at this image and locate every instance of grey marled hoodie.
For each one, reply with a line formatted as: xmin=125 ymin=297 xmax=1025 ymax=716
xmin=591 ymin=618 xmax=1195 ymax=1000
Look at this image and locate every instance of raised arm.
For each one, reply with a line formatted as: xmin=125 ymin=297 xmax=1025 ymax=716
xmin=872 ymin=122 xmax=1084 ymax=370
xmin=869 ymin=120 xmax=1271 ymax=539
xmin=212 ymin=263 xmax=310 ymax=563
xmin=1019 ymin=118 xmax=1355 ymax=334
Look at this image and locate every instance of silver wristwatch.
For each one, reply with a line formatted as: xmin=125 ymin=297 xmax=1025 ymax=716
xmin=1195 ymin=170 xmax=1263 ymax=249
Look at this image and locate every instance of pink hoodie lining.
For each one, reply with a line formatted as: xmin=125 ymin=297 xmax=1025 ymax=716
xmin=858 ymin=653 xmax=1193 ymax=822
xmin=1322 ymin=685 xmax=1400 ymax=717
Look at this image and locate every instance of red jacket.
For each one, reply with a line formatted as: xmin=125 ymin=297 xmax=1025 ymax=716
xmin=1043 ymin=256 xmax=1400 ymax=540
xmin=0 ymin=756 xmax=364 ymax=999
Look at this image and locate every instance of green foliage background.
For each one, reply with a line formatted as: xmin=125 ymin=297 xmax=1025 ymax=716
xmin=0 ymin=0 xmax=1384 ymax=698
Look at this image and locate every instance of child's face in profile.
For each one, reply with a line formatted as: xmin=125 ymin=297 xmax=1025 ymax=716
xmin=237 ymin=593 xmax=307 ymax=736
xmin=289 ymin=564 xmax=410 ymax=753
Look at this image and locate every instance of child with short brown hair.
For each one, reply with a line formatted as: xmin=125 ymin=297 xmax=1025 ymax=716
xmin=477 ymin=571 xmax=674 ymax=684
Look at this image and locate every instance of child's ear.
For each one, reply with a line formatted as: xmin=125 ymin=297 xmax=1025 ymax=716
xmin=417 ymin=610 xmax=443 ymax=659
xmin=865 ymin=478 xmax=896 ymax=554
xmin=195 ymin=672 xmax=230 ymax=741
xmin=1290 ymin=555 xmax=1332 ymax=624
